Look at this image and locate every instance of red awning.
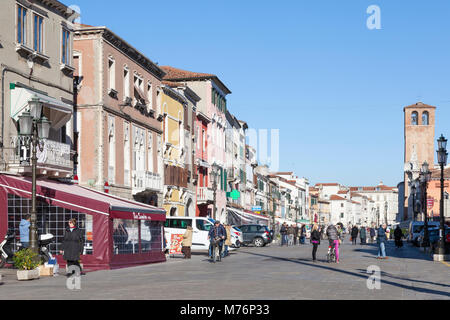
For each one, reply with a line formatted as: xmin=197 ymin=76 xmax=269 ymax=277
xmin=0 ymin=174 xmax=166 ymax=221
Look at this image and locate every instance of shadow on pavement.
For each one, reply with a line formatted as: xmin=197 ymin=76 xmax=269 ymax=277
xmin=238 ymin=250 xmax=450 ymax=298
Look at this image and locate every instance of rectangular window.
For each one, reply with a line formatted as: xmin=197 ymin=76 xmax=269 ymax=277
xmin=124 ymin=123 xmax=130 ymax=186
xmin=17 ymin=6 xmax=27 ymax=45
xmin=33 ymin=14 xmax=43 ymax=53
xmin=62 ymin=28 xmax=70 ymax=64
xmin=108 ymin=116 xmax=115 ymax=184
xmin=147 ymin=82 xmax=153 ymax=110
xmin=123 ymin=68 xmax=130 ymax=99
xmin=108 ymin=58 xmax=116 ymax=91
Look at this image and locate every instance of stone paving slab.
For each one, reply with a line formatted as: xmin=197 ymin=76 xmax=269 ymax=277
xmin=0 ymin=240 xmax=448 ymax=300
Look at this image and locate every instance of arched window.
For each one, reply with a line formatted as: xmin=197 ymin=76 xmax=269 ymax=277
xmin=411 ymin=111 xmax=418 ymax=125
xmin=422 ymin=111 xmax=429 ymax=125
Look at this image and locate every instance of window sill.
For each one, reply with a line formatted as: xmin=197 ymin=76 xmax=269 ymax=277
xmin=60 ymin=63 xmax=75 ymax=74
xmin=108 ymin=88 xmax=118 ymax=99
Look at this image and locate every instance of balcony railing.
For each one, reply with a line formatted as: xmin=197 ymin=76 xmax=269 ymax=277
xmin=9 ymin=136 xmax=72 ymax=172
xmin=132 ymin=170 xmax=162 ymax=194
xmin=197 ymin=187 xmax=214 ymax=203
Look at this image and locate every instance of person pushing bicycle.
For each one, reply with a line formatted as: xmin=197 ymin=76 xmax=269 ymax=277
xmin=326 ymin=223 xmax=341 ymax=264
xmin=208 ymin=221 xmax=226 ymax=262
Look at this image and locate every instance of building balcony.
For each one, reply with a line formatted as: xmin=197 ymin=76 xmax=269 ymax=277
xmin=197 ymin=187 xmax=214 ymax=204
xmin=8 ymin=136 xmax=73 ymax=177
xmin=132 ymin=170 xmax=162 ymax=195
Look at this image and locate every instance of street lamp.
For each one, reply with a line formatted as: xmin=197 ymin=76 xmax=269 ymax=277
xmin=210 ymin=165 xmax=219 ymax=221
xmin=436 ymin=135 xmax=448 ymax=257
xmin=376 ymin=207 xmax=380 ymax=227
xmin=411 ymin=181 xmax=417 ymax=221
xmin=419 ymin=161 xmax=432 ymax=247
xmin=18 ymin=96 xmax=52 ymax=255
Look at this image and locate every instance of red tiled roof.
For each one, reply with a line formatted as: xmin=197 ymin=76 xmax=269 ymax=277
xmin=160 ymin=66 xmax=231 ymax=94
xmin=330 ymin=195 xmax=346 ymax=201
xmin=162 ymin=80 xmax=183 ymax=88
xmin=337 ymin=190 xmax=348 ymax=194
xmin=404 ymin=102 xmax=436 ymax=110
xmin=316 ymin=183 xmax=339 ymax=187
xmin=431 ymin=167 xmax=450 ymax=179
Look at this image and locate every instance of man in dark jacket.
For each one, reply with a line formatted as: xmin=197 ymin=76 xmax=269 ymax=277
xmin=208 ymin=221 xmax=226 ymax=261
xmin=60 ymin=218 xmax=85 ymax=274
xmin=280 ymin=223 xmax=288 ymax=246
xmin=394 ymin=226 xmax=403 ymax=249
xmin=293 ymin=225 xmax=299 ymax=245
xmin=351 ymin=226 xmax=359 ymax=245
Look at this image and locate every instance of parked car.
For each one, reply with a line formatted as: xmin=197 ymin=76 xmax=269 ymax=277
xmin=408 ymin=221 xmax=440 ymax=246
xmin=164 ymin=217 xmax=214 ymax=252
xmin=236 ymin=224 xmax=272 ymax=247
xmin=231 ymin=226 xmax=243 ymax=248
xmin=417 ymin=226 xmax=450 ymax=249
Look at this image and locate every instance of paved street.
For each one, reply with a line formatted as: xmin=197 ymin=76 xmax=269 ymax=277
xmin=1 ymin=239 xmax=449 ymax=300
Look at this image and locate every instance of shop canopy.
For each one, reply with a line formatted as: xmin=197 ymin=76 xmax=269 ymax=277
xmin=0 ymin=174 xmax=166 ymax=220
xmin=10 ymin=86 xmax=73 ymax=130
xmin=227 ymin=207 xmax=270 ymax=226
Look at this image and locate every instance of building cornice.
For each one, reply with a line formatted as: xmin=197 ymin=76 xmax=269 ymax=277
xmin=74 ymin=26 xmax=165 ymax=80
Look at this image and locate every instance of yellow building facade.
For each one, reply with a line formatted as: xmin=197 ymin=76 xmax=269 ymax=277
xmin=161 ymin=86 xmax=188 ymax=217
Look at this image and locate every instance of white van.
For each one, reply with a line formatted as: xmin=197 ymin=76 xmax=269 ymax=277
xmin=408 ymin=221 xmax=440 ymax=245
xmin=164 ymin=217 xmax=214 ymax=251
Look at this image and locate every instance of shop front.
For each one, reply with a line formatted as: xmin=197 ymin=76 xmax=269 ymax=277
xmin=0 ymin=174 xmax=166 ymax=271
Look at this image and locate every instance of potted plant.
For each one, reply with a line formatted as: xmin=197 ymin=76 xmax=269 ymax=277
xmin=13 ymin=249 xmax=41 ymax=281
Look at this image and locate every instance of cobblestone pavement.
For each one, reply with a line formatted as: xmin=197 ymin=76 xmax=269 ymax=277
xmin=0 ymin=239 xmax=449 ymax=300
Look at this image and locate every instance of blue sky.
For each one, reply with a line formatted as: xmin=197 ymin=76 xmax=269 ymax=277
xmin=71 ymin=0 xmax=450 ymax=187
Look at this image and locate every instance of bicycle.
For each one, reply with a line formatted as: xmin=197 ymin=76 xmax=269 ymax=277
xmin=210 ymin=238 xmax=222 ymax=263
xmin=327 ymin=243 xmax=337 ymax=263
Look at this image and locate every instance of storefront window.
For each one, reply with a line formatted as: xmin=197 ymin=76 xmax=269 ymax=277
xmin=113 ymin=219 xmax=162 ymax=255
xmin=7 ymin=194 xmax=93 ymax=256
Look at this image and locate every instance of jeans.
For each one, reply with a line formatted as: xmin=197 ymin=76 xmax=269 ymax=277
xmin=222 ymin=245 xmax=229 ymax=257
xmin=312 ymin=243 xmax=319 ymax=261
xmin=378 ymin=242 xmax=386 ymax=258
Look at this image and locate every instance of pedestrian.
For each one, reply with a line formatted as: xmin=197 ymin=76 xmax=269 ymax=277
xmin=60 ymin=218 xmax=85 ymax=275
xmin=320 ymin=225 xmax=325 ymax=240
xmin=326 ymin=223 xmax=341 ymax=263
xmin=207 ymin=221 xmax=226 ymax=262
xmin=293 ymin=224 xmax=299 ymax=245
xmin=394 ymin=225 xmax=403 ymax=249
xmin=351 ymin=225 xmax=358 ymax=245
xmin=19 ymin=214 xmax=31 ymax=248
xmin=360 ymin=226 xmax=367 ymax=245
xmin=280 ymin=223 xmax=288 ymax=246
xmin=311 ymin=224 xmax=321 ymax=262
xmin=181 ymin=226 xmax=193 ymax=259
xmin=369 ymin=227 xmax=376 ymax=244
xmin=223 ymin=224 xmax=233 ymax=258
xmin=287 ymin=225 xmax=294 ymax=246
xmin=376 ymin=224 xmax=388 ymax=259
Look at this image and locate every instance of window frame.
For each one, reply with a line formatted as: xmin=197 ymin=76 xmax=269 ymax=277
xmin=17 ymin=5 xmax=28 ymax=46
xmin=61 ymin=27 xmax=71 ymax=65
xmin=33 ymin=13 xmax=44 ymax=53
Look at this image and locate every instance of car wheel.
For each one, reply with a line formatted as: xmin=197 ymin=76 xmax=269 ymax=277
xmin=235 ymin=240 xmax=241 ymax=248
xmin=253 ymin=237 xmax=264 ymax=247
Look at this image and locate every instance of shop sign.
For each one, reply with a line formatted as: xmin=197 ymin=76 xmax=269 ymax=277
xmin=169 ymin=234 xmax=183 ymax=255
xmin=132 ymin=212 xmax=152 ymax=220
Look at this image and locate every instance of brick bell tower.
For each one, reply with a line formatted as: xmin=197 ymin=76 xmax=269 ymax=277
xmin=404 ymin=102 xmax=436 ymax=219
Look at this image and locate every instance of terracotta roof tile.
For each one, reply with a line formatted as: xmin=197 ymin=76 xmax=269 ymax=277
xmin=330 ymin=195 xmax=346 ymax=201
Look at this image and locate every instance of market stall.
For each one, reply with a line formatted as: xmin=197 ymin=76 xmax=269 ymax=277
xmin=0 ymin=174 xmax=166 ymax=271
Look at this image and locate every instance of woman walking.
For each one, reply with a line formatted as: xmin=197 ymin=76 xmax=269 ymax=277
xmin=311 ymin=224 xmax=321 ymax=262
xmin=60 ymin=218 xmax=85 ymax=274
xmin=181 ymin=226 xmax=193 ymax=259
xmin=223 ymin=224 xmax=233 ymax=258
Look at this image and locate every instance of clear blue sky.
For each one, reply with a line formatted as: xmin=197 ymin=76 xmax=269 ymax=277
xmin=71 ymin=0 xmax=450 ymax=187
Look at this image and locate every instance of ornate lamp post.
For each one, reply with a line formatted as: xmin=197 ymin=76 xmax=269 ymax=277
xmin=436 ymin=135 xmax=448 ymax=257
xmin=376 ymin=207 xmax=380 ymax=227
xmin=18 ymin=96 xmax=52 ymax=255
xmin=411 ymin=181 xmax=417 ymax=221
xmin=419 ymin=162 xmax=432 ymax=247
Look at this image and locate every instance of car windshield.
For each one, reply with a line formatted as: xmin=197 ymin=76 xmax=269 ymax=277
xmin=232 ymin=227 xmax=241 ymax=232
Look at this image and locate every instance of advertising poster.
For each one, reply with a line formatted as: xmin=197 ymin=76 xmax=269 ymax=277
xmin=169 ymin=234 xmax=183 ymax=255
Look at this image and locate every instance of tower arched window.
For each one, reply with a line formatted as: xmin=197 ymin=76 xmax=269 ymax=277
xmin=411 ymin=111 xmax=418 ymax=125
xmin=422 ymin=111 xmax=429 ymax=125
